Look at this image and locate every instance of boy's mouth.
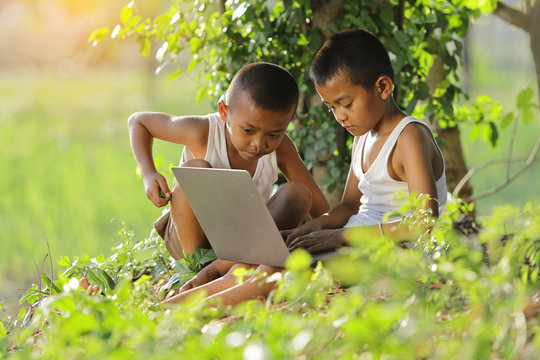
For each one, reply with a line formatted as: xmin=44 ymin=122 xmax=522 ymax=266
xmin=245 ymin=151 xmax=263 ymax=159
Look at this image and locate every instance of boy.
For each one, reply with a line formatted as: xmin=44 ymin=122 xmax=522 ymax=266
xmin=128 ymin=62 xmax=329 ymax=261
xmin=164 ymin=29 xmax=447 ymax=306
xmin=283 ymin=29 xmax=447 ymax=251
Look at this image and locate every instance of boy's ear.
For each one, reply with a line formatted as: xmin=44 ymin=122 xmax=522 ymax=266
xmin=217 ymin=100 xmax=228 ymax=121
xmin=375 ymin=76 xmax=394 ymax=100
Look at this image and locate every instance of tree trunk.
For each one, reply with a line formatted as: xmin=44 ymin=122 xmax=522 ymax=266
xmin=310 ymin=0 xmax=345 ymax=207
xmin=427 ymin=57 xmax=473 ymax=200
xmin=530 ymin=1 xmax=540 ymax=105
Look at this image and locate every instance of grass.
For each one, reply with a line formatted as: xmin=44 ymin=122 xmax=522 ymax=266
xmin=1 ymin=18 xmax=539 ymax=316
xmin=0 ymin=68 xmax=212 ymax=315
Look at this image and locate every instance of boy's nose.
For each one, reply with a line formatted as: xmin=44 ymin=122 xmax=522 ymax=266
xmin=251 ymin=136 xmax=266 ymax=150
xmin=333 ymin=109 xmax=347 ymax=124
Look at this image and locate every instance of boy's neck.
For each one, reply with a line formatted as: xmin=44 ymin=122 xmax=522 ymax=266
xmin=372 ymin=100 xmax=406 ymax=136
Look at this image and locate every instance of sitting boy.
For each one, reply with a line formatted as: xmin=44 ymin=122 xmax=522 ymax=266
xmin=284 ymin=29 xmax=447 ymax=250
xmin=167 ymin=29 xmax=447 ymax=306
xmin=128 ymin=62 xmax=330 ymax=301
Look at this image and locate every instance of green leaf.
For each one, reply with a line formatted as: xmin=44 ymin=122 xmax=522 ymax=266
xmin=499 ymin=112 xmax=514 ymax=129
xmin=196 ymin=86 xmax=207 ymax=102
xmin=476 ymin=94 xmax=492 ymax=104
xmin=88 ymin=27 xmax=110 ymax=43
xmin=469 ymin=124 xmax=481 ymax=142
xmin=96 ymin=268 xmax=116 ymax=290
xmin=58 ymin=256 xmax=70 ymax=267
xmin=86 ymin=268 xmax=105 ymax=289
xmin=516 ymin=87 xmax=534 ymax=108
xmin=426 ymin=12 xmax=437 ymax=24
xmin=167 ymin=68 xmax=183 ymax=81
xmin=488 ymin=121 xmax=499 ymax=148
xmin=379 ymin=7 xmax=393 ymax=23
xmin=297 ymin=33 xmax=308 ymax=46
xmin=173 ymin=260 xmax=192 ymax=274
xmin=520 ymin=106 xmax=535 ymax=125
xmin=139 ymin=38 xmax=151 ymax=58
xmin=120 ymin=4 xmax=134 ymax=24
xmin=41 ymin=272 xmax=61 ymax=294
xmin=285 ymin=249 xmax=311 ymax=271
xmin=197 ymin=248 xmax=217 ymax=266
xmin=187 ymin=58 xmax=199 ymax=73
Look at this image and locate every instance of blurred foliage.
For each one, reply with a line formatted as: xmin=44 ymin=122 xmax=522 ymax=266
xmin=2 ymin=201 xmax=540 ymax=359
xmin=89 ymin=0 xmax=507 ymax=193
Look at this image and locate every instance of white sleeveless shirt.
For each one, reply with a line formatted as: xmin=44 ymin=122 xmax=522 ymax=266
xmin=180 ymin=112 xmax=278 ymax=200
xmin=345 ymin=116 xmax=448 ymax=227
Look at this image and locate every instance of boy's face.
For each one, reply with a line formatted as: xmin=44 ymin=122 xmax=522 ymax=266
xmin=218 ymin=91 xmax=293 ymax=162
xmin=315 ymin=71 xmax=389 ymax=137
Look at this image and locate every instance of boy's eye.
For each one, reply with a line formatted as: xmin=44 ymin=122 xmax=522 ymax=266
xmin=243 ymin=128 xmax=254 ymax=134
xmin=269 ymin=133 xmax=281 ymax=139
xmin=343 ymin=102 xmax=353 ymax=109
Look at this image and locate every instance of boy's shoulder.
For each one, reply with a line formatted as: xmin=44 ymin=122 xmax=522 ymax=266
xmin=397 ymin=117 xmax=433 ymax=141
xmin=395 ymin=117 xmax=438 ymax=156
xmin=159 ymin=114 xmax=211 ymax=150
xmin=275 ymin=134 xmax=300 ymax=164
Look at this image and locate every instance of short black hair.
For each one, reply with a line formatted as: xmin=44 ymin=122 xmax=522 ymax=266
xmin=227 ymin=62 xmax=299 ymax=113
xmin=310 ymin=29 xmax=394 ymax=89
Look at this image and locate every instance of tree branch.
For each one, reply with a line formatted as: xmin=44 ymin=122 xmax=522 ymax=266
xmin=218 ymin=0 xmax=225 ymax=14
xmin=493 ymin=1 xmax=529 ymax=30
xmin=506 ymin=109 xmax=520 ymax=179
xmin=396 ymin=0 xmax=405 ymax=31
xmin=452 ymin=109 xmax=540 ymax=202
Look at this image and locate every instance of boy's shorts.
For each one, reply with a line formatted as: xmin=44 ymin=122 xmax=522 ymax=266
xmin=153 ymin=209 xmax=184 ymax=260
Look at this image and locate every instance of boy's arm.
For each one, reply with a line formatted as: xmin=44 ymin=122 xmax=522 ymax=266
xmin=127 ymin=112 xmax=209 ymax=207
xmin=283 ymin=166 xmax=361 ymax=248
xmin=275 ymin=135 xmax=330 ymax=218
xmin=393 ymin=123 xmax=441 ymax=217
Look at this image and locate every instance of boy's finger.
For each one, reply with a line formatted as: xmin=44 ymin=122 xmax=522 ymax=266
xmin=179 ymin=281 xmax=194 ymax=292
xmin=157 ymin=177 xmax=171 ymax=199
xmin=150 ymin=192 xmax=167 ymax=207
xmin=280 ymin=229 xmax=292 ymax=237
xmin=285 ymin=234 xmax=297 ymax=246
xmin=305 ymin=242 xmax=326 ymax=254
xmin=288 ymin=236 xmax=309 ymax=250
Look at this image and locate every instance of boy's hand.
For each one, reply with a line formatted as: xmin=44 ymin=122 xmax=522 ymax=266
xmin=143 ymin=171 xmax=171 ymax=207
xmin=286 ymin=229 xmax=345 ymax=253
xmin=281 ymin=220 xmax=323 ymax=246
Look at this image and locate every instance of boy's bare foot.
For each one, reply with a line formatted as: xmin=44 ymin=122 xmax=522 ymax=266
xmin=160 ymin=259 xmax=235 ymax=300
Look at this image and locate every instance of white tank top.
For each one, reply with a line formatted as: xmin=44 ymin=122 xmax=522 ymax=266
xmin=345 ymin=116 xmax=447 ymax=227
xmin=180 ymin=112 xmax=278 ymax=200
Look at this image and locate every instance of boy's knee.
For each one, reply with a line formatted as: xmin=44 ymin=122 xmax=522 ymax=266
xmin=181 ymin=159 xmax=213 ymax=169
xmin=280 ymin=181 xmax=312 ymax=207
xmin=171 ymin=159 xmax=213 ymax=198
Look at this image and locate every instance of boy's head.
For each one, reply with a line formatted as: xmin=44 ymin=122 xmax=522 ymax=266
xmin=218 ymin=62 xmax=299 ymax=161
xmin=226 ymin=62 xmax=299 ymax=114
xmin=310 ymin=29 xmax=394 ymax=90
xmin=310 ymin=30 xmax=400 ymax=137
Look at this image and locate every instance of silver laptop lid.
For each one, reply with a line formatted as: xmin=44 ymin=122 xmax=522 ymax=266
xmin=172 ymin=167 xmax=290 ymax=267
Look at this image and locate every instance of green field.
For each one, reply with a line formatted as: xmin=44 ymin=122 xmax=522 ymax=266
xmin=1 ymin=48 xmax=539 ymax=319
xmin=0 ymin=69 xmax=212 ymax=315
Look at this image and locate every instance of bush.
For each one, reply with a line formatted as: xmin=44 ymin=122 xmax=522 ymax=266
xmin=2 ymin=202 xmax=540 ymax=359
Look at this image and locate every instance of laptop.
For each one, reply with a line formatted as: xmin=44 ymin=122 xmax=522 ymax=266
xmin=171 ymin=167 xmax=340 ymax=267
